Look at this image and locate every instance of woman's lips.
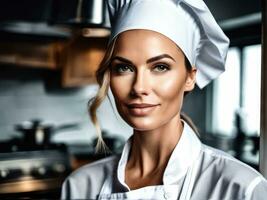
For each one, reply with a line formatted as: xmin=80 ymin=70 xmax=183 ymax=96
xmin=126 ymin=103 xmax=159 ymax=116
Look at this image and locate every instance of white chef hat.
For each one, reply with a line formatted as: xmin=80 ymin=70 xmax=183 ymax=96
xmin=106 ymin=0 xmax=230 ymax=88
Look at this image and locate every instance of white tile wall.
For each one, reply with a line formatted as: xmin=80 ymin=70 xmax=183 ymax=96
xmin=0 ymin=65 xmax=207 ymax=144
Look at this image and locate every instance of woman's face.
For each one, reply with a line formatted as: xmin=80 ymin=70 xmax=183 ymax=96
xmin=110 ymin=29 xmax=196 ymax=131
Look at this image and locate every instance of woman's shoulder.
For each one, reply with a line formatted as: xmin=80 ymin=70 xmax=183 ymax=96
xmin=72 ymin=154 xmax=119 ymax=177
xmin=61 ymin=155 xmax=120 ymax=199
xmin=189 ymin=144 xmax=267 ymax=200
xmin=196 ymin=144 xmax=267 ymax=198
xmin=201 ymin=144 xmax=262 ymax=178
xmin=65 ymin=154 xmax=120 ymax=183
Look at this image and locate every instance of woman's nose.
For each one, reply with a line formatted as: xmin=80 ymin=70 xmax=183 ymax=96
xmin=131 ymin=69 xmax=150 ymax=97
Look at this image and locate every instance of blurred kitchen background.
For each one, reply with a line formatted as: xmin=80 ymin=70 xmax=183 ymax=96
xmin=0 ymin=0 xmax=262 ymax=198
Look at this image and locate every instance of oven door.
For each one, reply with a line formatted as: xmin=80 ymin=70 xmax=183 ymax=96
xmin=0 ymin=149 xmax=71 ymax=199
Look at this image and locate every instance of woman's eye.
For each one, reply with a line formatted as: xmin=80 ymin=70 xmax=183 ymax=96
xmin=153 ymin=64 xmax=170 ymax=72
xmin=113 ymin=64 xmax=134 ymax=73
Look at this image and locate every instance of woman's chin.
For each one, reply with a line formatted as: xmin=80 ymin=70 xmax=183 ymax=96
xmin=126 ymin=119 xmax=159 ymax=131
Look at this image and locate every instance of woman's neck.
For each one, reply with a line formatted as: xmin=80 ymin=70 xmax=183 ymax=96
xmin=126 ymin=115 xmax=184 ymax=178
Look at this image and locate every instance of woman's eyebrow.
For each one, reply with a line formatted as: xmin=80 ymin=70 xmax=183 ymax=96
xmin=110 ymin=56 xmax=133 ymax=64
xmin=110 ymin=54 xmax=176 ymax=64
xmin=146 ymin=54 xmax=176 ymax=63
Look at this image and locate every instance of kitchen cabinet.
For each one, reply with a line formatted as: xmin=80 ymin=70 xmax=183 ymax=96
xmin=0 ymin=34 xmax=108 ymax=87
xmin=59 ymin=36 xmax=108 ymax=87
xmin=0 ymin=41 xmax=61 ymax=69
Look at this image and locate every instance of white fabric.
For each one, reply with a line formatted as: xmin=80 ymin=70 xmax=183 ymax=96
xmin=116 ymin=121 xmax=201 ymax=188
xmin=61 ymin=122 xmax=267 ymax=200
xmin=106 ymin=0 xmax=230 ymax=88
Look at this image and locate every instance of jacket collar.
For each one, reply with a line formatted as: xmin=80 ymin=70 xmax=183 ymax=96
xmin=116 ymin=121 xmax=202 ymax=189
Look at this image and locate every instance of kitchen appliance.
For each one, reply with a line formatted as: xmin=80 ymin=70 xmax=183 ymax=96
xmin=0 ymin=0 xmax=110 ymax=37
xmin=0 ymin=120 xmax=77 ymax=198
xmin=15 ymin=119 xmax=79 ymax=146
xmin=51 ymin=0 xmax=109 ymax=28
xmin=0 ymin=149 xmax=70 ymax=199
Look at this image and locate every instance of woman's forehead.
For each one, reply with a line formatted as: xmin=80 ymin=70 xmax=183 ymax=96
xmin=113 ymin=29 xmax=184 ymax=57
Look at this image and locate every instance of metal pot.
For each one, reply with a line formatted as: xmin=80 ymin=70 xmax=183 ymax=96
xmin=15 ymin=119 xmax=79 ymax=146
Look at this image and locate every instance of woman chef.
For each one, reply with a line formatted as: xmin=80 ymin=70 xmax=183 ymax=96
xmin=61 ymin=0 xmax=267 ymax=199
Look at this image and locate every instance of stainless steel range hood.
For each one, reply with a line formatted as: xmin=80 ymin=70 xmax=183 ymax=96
xmin=51 ymin=0 xmax=110 ymax=37
xmin=0 ymin=22 xmax=72 ymax=38
xmin=52 ymin=0 xmax=109 ymax=28
xmin=0 ymin=0 xmax=110 ymax=38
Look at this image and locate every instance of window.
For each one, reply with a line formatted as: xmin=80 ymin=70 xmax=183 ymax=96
xmin=210 ymin=44 xmax=261 ymax=167
xmin=243 ymin=45 xmax=261 ymax=135
xmin=212 ymin=45 xmax=261 ymax=136
xmin=212 ymin=48 xmax=241 ymax=136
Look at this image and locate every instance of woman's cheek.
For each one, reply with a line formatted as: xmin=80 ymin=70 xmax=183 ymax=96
xmin=110 ymin=76 xmax=132 ymax=99
xmin=153 ymin=75 xmax=184 ymax=99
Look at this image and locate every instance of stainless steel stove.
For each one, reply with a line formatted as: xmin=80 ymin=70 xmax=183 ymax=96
xmin=0 ymin=143 xmax=71 ymax=199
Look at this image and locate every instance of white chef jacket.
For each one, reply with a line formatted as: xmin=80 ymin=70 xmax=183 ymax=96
xmin=61 ymin=122 xmax=267 ymax=200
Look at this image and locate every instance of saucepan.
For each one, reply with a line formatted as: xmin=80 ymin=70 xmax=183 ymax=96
xmin=15 ymin=119 xmax=80 ymax=146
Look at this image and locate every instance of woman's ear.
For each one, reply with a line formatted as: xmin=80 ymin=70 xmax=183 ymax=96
xmin=184 ymin=67 xmax=197 ymax=92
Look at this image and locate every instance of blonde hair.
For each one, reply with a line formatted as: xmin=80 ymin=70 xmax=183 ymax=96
xmin=88 ymin=38 xmax=117 ymax=153
xmin=181 ymin=112 xmax=199 ymax=136
xmin=88 ymin=37 xmax=199 ymax=153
